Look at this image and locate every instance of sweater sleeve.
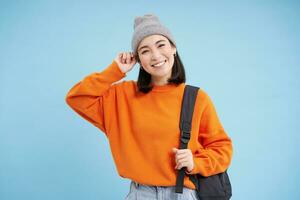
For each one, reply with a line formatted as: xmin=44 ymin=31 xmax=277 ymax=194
xmin=186 ymin=90 xmax=233 ymax=177
xmin=65 ymin=60 xmax=126 ymax=136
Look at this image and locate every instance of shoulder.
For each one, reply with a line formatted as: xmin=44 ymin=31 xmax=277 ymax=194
xmin=111 ymin=80 xmax=138 ymax=93
xmin=191 ymin=86 xmax=214 ymax=108
xmin=192 ymin=86 xmax=210 ymax=102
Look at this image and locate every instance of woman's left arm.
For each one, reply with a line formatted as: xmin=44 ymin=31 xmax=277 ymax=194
xmin=186 ymin=91 xmax=233 ymax=177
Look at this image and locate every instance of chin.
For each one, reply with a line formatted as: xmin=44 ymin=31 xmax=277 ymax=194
xmin=153 ymin=70 xmax=172 ymax=78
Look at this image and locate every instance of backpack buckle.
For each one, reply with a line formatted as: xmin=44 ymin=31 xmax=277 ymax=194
xmin=180 ymin=131 xmax=190 ymax=144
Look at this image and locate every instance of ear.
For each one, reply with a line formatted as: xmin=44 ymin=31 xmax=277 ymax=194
xmin=172 ymin=46 xmax=177 ymax=55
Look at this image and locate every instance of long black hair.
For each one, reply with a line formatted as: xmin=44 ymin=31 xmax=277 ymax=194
xmin=136 ymin=41 xmax=186 ymax=94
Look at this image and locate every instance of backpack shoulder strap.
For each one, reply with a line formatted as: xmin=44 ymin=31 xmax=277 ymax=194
xmin=175 ymin=84 xmax=199 ymax=193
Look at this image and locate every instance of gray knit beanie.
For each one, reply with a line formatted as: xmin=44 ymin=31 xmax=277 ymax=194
xmin=131 ymin=14 xmax=176 ymax=56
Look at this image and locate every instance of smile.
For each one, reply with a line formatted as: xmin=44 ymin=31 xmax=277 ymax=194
xmin=151 ymin=60 xmax=166 ymax=67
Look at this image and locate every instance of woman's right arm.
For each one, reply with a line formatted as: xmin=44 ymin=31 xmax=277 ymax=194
xmin=65 ymin=52 xmax=136 ymax=135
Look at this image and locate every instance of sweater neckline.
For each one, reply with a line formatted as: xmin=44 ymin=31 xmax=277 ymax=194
xmin=151 ymin=83 xmax=185 ymax=92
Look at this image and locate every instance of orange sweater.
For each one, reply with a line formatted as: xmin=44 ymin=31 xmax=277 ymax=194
xmin=65 ymin=60 xmax=233 ymax=189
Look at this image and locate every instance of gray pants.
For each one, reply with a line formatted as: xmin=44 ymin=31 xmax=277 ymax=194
xmin=124 ymin=180 xmax=198 ymax=200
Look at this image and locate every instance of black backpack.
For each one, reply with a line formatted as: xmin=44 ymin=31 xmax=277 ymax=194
xmin=175 ymin=85 xmax=232 ymax=200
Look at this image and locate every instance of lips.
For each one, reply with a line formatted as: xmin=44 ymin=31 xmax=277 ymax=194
xmin=151 ymin=60 xmax=166 ymax=67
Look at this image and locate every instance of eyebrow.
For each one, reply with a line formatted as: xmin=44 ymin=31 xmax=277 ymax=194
xmin=138 ymin=39 xmax=167 ymax=52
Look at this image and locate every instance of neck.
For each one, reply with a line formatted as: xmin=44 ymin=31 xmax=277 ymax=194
xmin=151 ymin=73 xmax=171 ymax=86
xmin=151 ymin=75 xmax=170 ymax=86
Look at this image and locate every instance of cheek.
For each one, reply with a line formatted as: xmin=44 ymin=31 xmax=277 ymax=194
xmin=139 ymin=56 xmax=150 ymax=67
xmin=162 ymin=49 xmax=174 ymax=59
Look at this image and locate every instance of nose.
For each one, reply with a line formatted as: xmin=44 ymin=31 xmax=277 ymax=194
xmin=151 ymin=49 xmax=161 ymax=60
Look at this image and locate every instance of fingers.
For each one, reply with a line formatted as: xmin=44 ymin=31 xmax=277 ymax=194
xmin=175 ymin=154 xmax=190 ymax=165
xmin=174 ymin=149 xmax=191 ymax=156
xmin=173 ymin=149 xmax=191 ymax=161
xmin=175 ymin=157 xmax=189 ymax=165
xmin=127 ymin=52 xmax=133 ymax=63
xmin=175 ymin=160 xmax=190 ymax=170
xmin=173 ymin=148 xmax=193 ymax=170
xmin=119 ymin=52 xmax=134 ymax=64
xmin=176 ymin=153 xmax=189 ymax=160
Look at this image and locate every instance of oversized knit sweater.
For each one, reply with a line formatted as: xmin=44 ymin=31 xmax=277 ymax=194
xmin=65 ymin=60 xmax=233 ymax=190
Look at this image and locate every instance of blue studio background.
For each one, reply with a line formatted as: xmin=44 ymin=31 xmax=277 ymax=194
xmin=1 ymin=1 xmax=299 ymax=200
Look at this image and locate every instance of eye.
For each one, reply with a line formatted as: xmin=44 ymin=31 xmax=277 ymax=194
xmin=158 ymin=44 xmax=165 ymax=47
xmin=141 ymin=50 xmax=149 ymax=54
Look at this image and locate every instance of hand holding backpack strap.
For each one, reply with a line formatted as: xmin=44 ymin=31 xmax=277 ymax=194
xmin=175 ymin=85 xmax=232 ymax=200
xmin=175 ymin=85 xmax=198 ymax=193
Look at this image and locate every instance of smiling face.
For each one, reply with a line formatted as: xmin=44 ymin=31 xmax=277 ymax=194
xmin=137 ymin=34 xmax=177 ymax=86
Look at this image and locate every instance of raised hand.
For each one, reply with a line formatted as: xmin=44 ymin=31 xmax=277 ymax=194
xmin=114 ymin=52 xmax=137 ymax=73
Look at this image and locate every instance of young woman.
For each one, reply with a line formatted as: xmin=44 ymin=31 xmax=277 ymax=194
xmin=66 ymin=14 xmax=233 ymax=200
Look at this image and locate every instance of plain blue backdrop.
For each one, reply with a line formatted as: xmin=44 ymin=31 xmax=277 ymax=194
xmin=1 ymin=1 xmax=299 ymax=199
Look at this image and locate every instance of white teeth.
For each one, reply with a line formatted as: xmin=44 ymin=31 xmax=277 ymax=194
xmin=152 ymin=61 xmax=165 ymax=67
